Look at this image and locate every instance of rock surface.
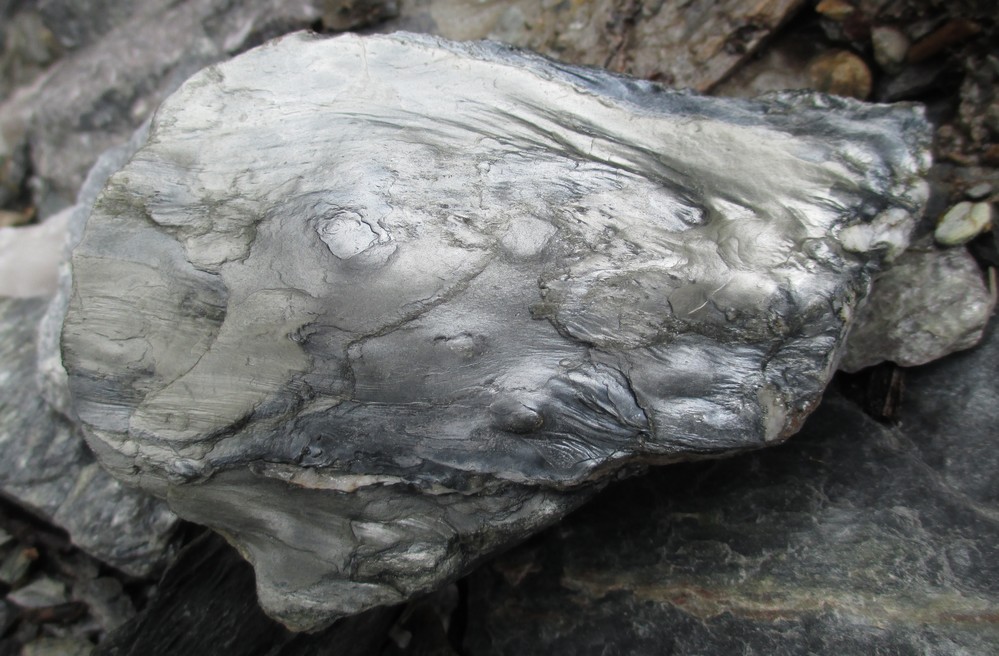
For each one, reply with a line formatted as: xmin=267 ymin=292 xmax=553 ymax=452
xmin=461 ymin=322 xmax=999 ymax=655
xmin=841 ymin=241 xmax=995 ymax=371
xmin=62 ymin=32 xmax=930 ymax=629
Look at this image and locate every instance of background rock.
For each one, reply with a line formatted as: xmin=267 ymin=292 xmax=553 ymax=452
xmin=0 ymin=0 xmax=397 ymax=215
xmin=372 ymin=0 xmax=804 ymax=91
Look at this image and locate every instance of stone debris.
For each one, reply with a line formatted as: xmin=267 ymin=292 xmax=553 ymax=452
xmin=61 ymin=31 xmax=930 ymax=629
xmin=871 ymin=25 xmax=909 ymax=73
xmin=907 ymin=18 xmax=982 ymax=64
xmin=808 ymin=49 xmax=873 ymax=99
xmin=815 ymin=0 xmax=855 ymax=22
xmin=842 ymin=243 xmax=995 ymax=371
xmin=0 ymin=546 xmax=37 ymax=587
xmin=8 ymin=577 xmax=68 ymax=610
xmin=935 ymin=201 xmax=993 ymax=246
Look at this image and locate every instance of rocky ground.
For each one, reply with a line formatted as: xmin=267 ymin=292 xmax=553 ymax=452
xmin=0 ymin=0 xmax=997 ymax=654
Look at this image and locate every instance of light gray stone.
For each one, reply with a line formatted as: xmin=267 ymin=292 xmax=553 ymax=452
xmin=21 ymin=637 xmax=94 ymax=656
xmin=62 ymin=32 xmax=931 ymax=630
xmin=935 ymin=201 xmax=993 ymax=246
xmin=841 ymin=243 xmax=995 ymax=372
xmin=8 ymin=577 xmax=67 ymax=609
xmin=0 ymin=545 xmax=34 ymax=587
xmin=871 ymin=25 xmax=909 ymax=73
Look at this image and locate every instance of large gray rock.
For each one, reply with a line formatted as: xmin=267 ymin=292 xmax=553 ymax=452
xmin=374 ymin=0 xmax=804 ymax=92
xmin=62 ymin=32 xmax=930 ymax=630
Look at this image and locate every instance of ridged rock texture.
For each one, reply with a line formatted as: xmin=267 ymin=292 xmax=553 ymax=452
xmin=61 ymin=32 xmax=931 ymax=630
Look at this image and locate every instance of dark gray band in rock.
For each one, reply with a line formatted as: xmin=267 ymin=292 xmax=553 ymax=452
xmin=62 ymin=31 xmax=931 ymax=629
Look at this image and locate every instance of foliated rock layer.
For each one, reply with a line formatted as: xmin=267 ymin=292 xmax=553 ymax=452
xmin=62 ymin=32 xmax=930 ymax=630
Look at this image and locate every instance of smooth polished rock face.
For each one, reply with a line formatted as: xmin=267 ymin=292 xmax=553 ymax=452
xmin=62 ymin=32 xmax=930 ymax=630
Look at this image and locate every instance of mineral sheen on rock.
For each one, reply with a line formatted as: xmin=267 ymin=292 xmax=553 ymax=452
xmin=61 ymin=31 xmax=931 ymax=631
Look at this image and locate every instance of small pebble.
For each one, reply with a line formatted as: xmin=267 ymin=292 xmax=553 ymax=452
xmin=0 ymin=209 xmax=32 ymax=228
xmin=21 ymin=637 xmax=94 ymax=656
xmin=0 ymin=546 xmax=37 ymax=586
xmin=966 ymin=183 xmax=993 ymax=200
xmin=871 ymin=26 xmax=909 ymax=73
xmin=935 ymin=201 xmax=993 ymax=246
xmin=816 ymin=0 xmax=855 ymax=21
xmin=809 ymin=50 xmax=873 ymax=100
xmin=8 ymin=577 xmax=68 ymax=609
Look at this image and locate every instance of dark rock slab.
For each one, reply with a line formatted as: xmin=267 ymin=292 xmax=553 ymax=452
xmin=95 ymin=531 xmax=399 ymax=656
xmin=61 ymin=31 xmax=931 ymax=629
xmin=461 ymin=323 xmax=999 ymax=655
xmin=899 ymin=308 xmax=999 ymax=510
